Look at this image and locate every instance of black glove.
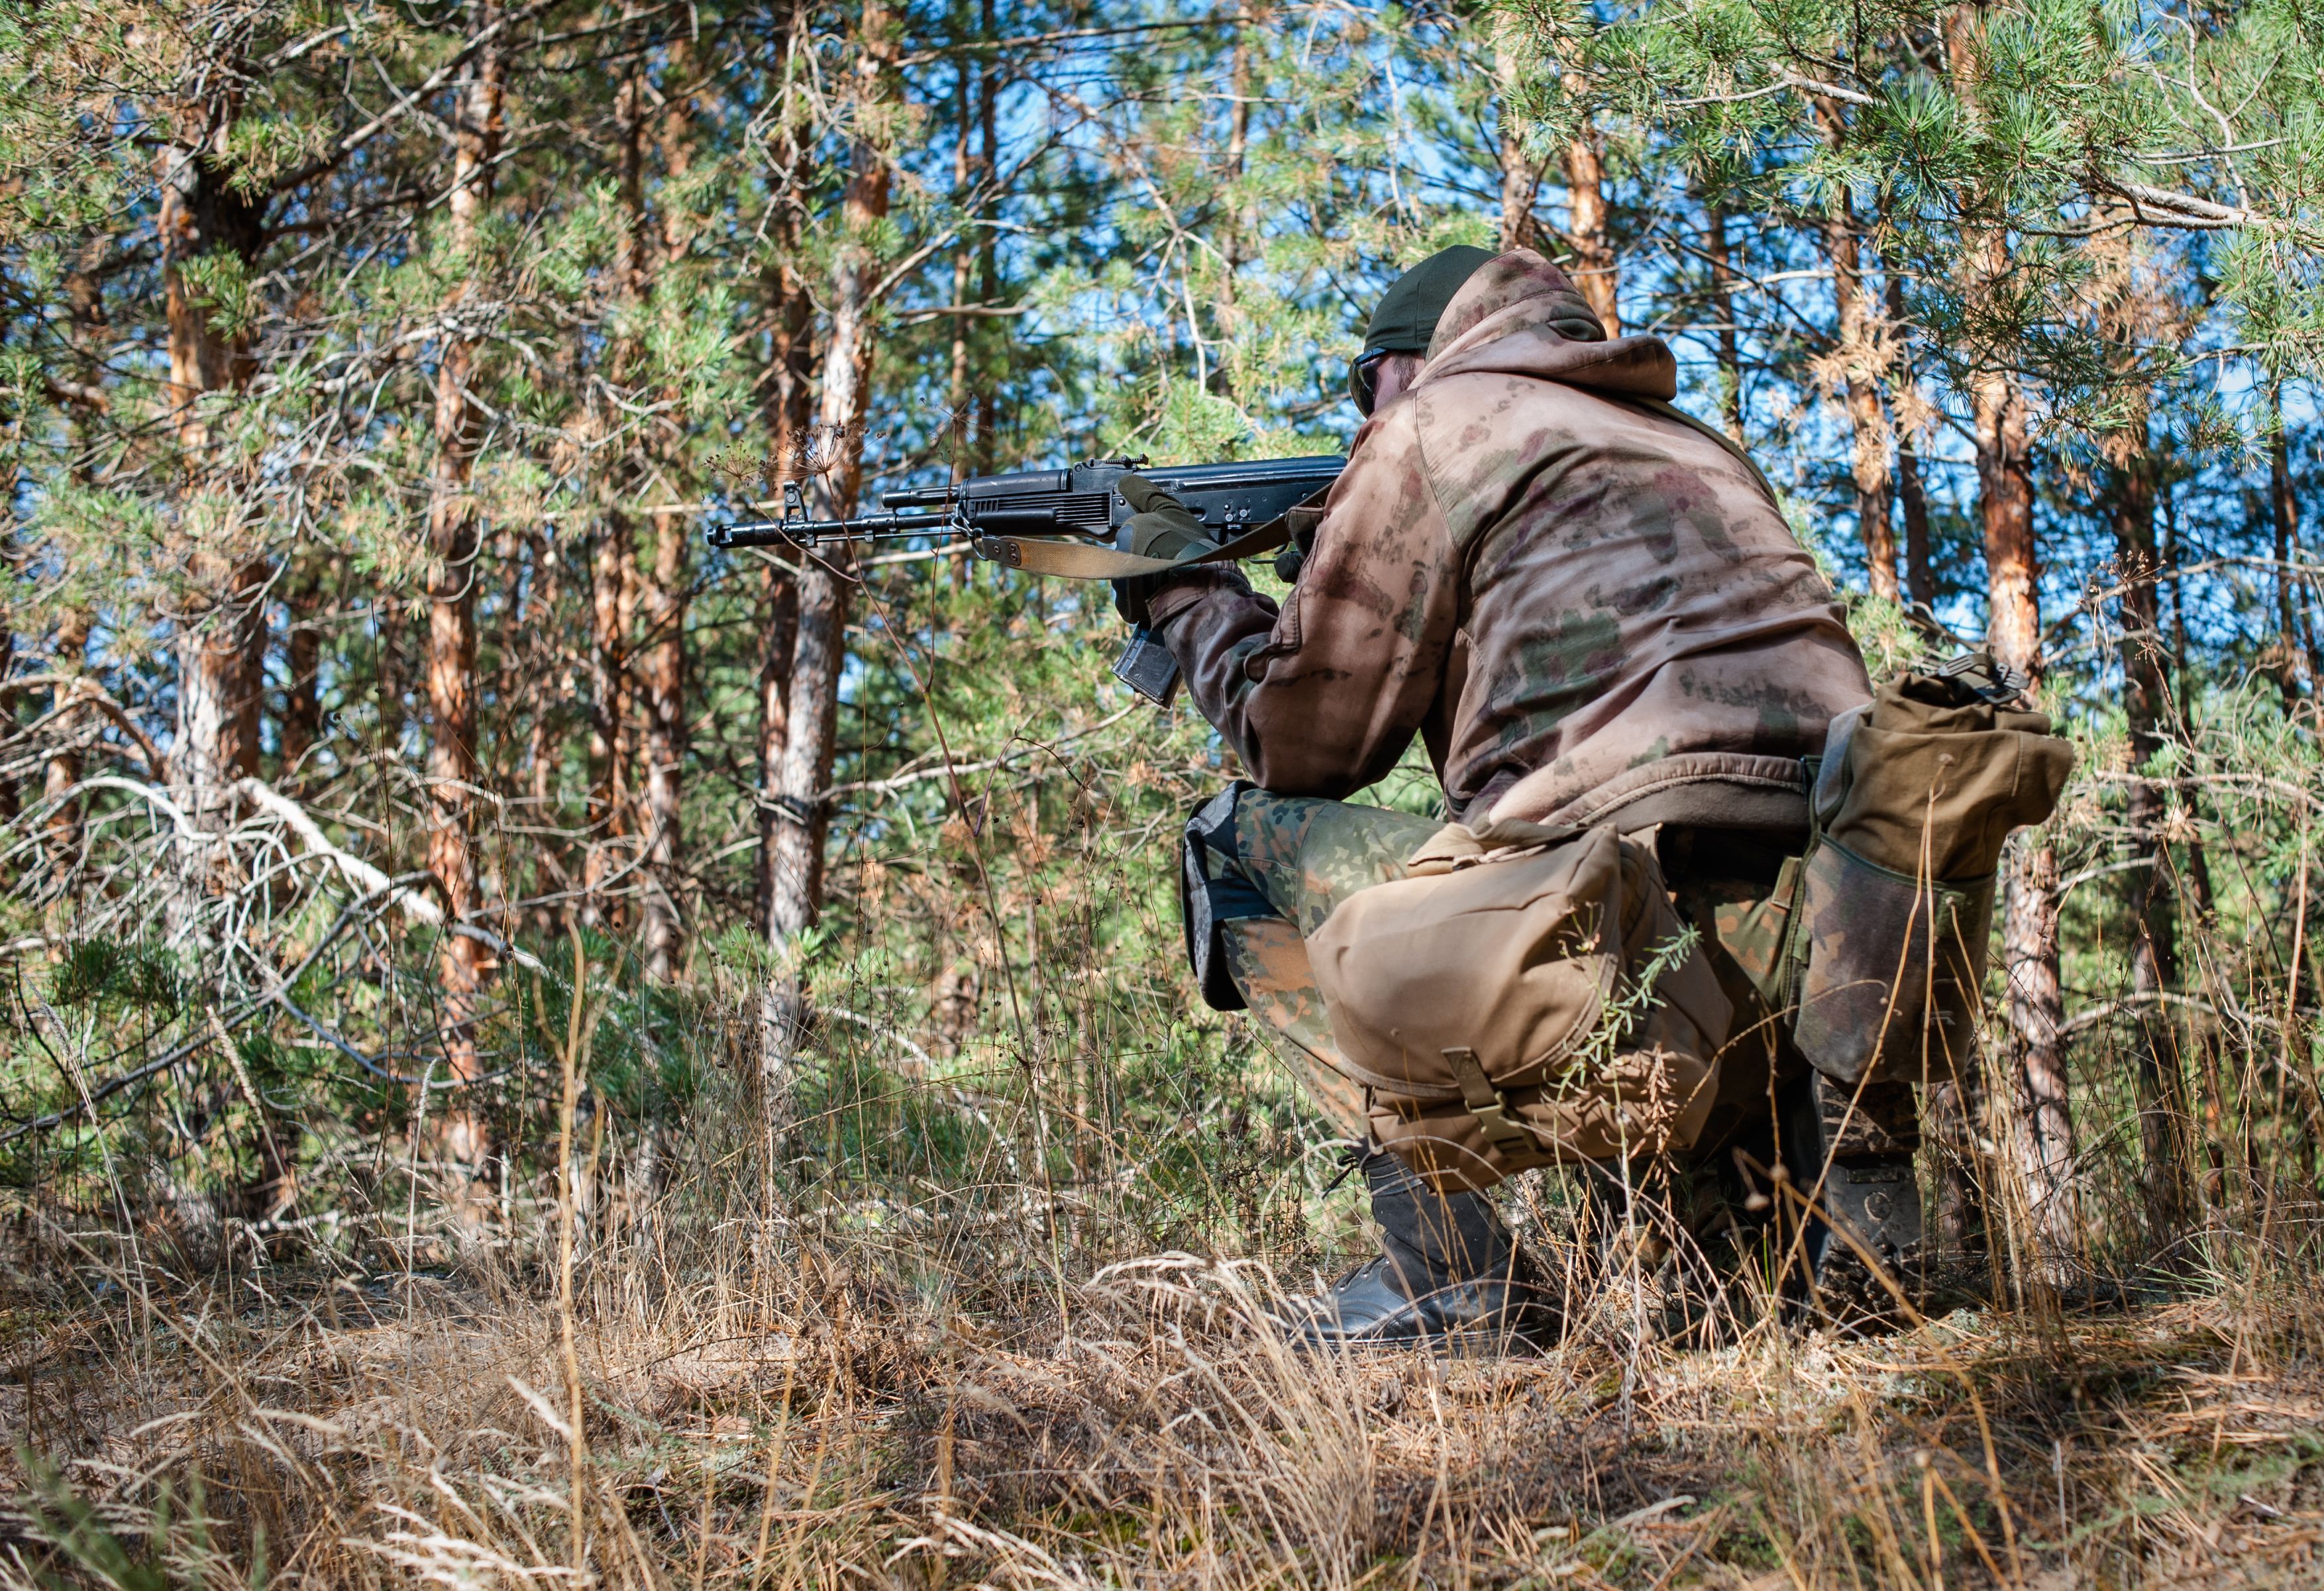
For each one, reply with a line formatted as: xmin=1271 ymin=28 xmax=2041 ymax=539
xmin=1111 ymin=474 xmax=1216 ymax=627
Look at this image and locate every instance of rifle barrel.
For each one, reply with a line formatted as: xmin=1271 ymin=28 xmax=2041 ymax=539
xmin=708 ymin=509 xmax=955 ymax=548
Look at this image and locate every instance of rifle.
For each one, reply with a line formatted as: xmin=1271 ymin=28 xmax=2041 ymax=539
xmin=706 ymin=454 xmax=1345 ymax=703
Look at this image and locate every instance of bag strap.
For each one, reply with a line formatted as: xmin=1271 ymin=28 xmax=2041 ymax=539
xmin=1442 ymin=1047 xmax=1535 ymax=1153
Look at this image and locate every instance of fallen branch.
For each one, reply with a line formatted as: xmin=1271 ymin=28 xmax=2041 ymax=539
xmin=236 ymin=776 xmax=443 ymax=925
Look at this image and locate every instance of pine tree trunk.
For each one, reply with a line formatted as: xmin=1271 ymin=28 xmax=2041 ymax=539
xmin=755 ymin=569 xmax=800 ymax=938
xmin=1814 ymin=99 xmax=1895 ymax=599
xmin=1559 ymin=91 xmax=1618 ymax=336
xmin=1976 ymin=364 xmax=2077 ymax=1269
xmin=586 ymin=72 xmax=649 ymax=928
xmin=1494 ymin=34 xmax=1540 ymax=253
xmin=970 ymin=0 xmax=1000 ymax=480
xmin=1217 ymin=5 xmax=1257 ymax=356
xmin=280 ymin=562 xmax=323 ymax=781
xmin=639 ymin=52 xmax=699 ymax=983
xmin=1704 ymin=202 xmax=1743 ymax=443
xmin=639 ymin=505 xmax=688 ymax=981
xmin=2268 ymin=385 xmax=2311 ymax=692
xmin=376 ymin=598 xmax=406 ymax=762
xmin=760 ymin=0 xmax=894 ymax=1117
xmin=43 ymin=608 xmax=91 ymax=876
xmin=49 ymin=247 xmax=106 ymax=868
xmin=1890 ymin=273 xmax=1936 ymax=609
xmin=160 ymin=97 xmax=267 ymax=837
xmin=755 ymin=115 xmax=811 ymax=1089
xmin=947 ymin=60 xmax=977 ymax=474
xmin=1947 ymin=3 xmax=2076 ymax=1275
xmin=2112 ymin=431 xmax=2192 ymax=1242
xmin=424 ymin=5 xmax=505 ymax=1136
xmin=586 ymin=503 xmax=633 ymax=921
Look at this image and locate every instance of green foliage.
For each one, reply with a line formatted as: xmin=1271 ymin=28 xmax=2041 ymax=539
xmin=50 ymin=941 xmax=187 ymax=1017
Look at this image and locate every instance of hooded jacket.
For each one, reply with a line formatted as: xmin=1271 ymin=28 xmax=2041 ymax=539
xmin=1146 ymin=249 xmax=1872 ymax=833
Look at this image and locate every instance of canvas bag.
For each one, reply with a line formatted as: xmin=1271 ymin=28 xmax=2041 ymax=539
xmin=1720 ymin=654 xmax=2076 ymax=1086
xmin=1306 ymin=820 xmax=1733 ymax=1194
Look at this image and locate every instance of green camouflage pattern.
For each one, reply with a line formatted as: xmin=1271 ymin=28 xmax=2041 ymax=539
xmin=1711 ymin=853 xmax=1801 ymax=1010
xmin=1146 ymin=247 xmax=1871 ymax=829
xmin=1187 ymin=788 xmax=1440 ymax=1138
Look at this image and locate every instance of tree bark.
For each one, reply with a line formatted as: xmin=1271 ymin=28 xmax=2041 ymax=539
xmin=1889 ymin=269 xmax=1936 ymax=609
xmin=160 ymin=95 xmax=268 ymax=833
xmin=1559 ymin=91 xmax=1618 ymax=336
xmin=1977 ymin=353 xmax=2076 ymax=1267
xmin=1215 ymin=3 xmax=1258 ymax=365
xmin=423 ymin=3 xmax=505 ymax=1128
xmin=280 ymin=560 xmax=323 ymax=780
xmin=2268 ymin=384 xmax=2312 ymax=693
xmin=2111 ymin=427 xmax=2192 ymax=1242
xmin=1704 ymin=201 xmax=1744 ymax=444
xmin=1494 ymin=34 xmax=1540 ymax=254
xmin=1948 ymin=1 xmax=2076 ymax=1272
xmin=755 ymin=568 xmax=800 ymax=939
xmin=48 ymin=244 xmax=107 ymax=868
xmin=973 ymin=0 xmax=1000 ymax=478
xmin=43 ymin=609 xmax=91 ymax=876
xmin=946 ymin=56 xmax=978 ymax=475
xmin=755 ymin=72 xmax=812 ymax=976
xmin=760 ymin=0 xmax=895 ymax=1112
xmin=585 ymin=507 xmax=634 ymax=921
xmin=639 ymin=44 xmax=700 ymax=983
xmin=585 ymin=64 xmax=650 ymax=927
xmin=1813 ymin=99 xmax=1895 ymax=600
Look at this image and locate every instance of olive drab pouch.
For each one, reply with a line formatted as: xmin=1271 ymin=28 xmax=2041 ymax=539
xmin=1305 ymin=820 xmax=1734 ymax=1194
xmin=1768 ymin=653 xmax=2076 ymax=1087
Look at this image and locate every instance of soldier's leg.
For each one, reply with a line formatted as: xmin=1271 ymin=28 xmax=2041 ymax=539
xmin=1179 ymin=784 xmax=1554 ymax=1349
xmin=1178 ymin=782 xmax=1440 ymax=1135
xmin=1665 ymin=825 xmax=1926 ymax=1331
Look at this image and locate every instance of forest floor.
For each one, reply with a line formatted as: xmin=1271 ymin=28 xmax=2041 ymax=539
xmin=3 ymin=1239 xmax=2323 ymax=1589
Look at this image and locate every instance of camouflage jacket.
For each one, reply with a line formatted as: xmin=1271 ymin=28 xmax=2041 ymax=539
xmin=1147 ymin=249 xmax=1872 ymax=833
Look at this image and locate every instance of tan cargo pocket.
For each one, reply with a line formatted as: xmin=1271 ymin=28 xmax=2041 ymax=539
xmin=1308 ymin=823 xmax=1733 ymax=1194
xmin=1787 ymin=839 xmax=1991 ymax=1087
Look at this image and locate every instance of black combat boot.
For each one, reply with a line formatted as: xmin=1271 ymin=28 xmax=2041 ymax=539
xmin=1278 ymin=1149 xmax=1558 ymax=1351
xmin=1781 ymin=1071 xmax=1927 ymax=1331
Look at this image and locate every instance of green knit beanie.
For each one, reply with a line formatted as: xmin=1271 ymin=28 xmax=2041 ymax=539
xmin=1347 ymin=244 xmax=1497 ymax=407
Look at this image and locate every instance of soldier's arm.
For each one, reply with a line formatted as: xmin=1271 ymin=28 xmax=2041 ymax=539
xmin=1146 ymin=407 xmax=1461 ymax=797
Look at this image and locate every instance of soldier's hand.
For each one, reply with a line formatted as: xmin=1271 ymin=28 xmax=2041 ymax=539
xmin=1113 ymin=474 xmax=1217 ymax=627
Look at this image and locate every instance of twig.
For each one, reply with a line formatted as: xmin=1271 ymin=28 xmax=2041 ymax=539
xmin=556 ymin=921 xmax=593 ymax=1575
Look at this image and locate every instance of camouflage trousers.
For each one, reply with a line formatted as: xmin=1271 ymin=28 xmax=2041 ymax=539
xmin=1181 ymin=783 xmax=1799 ymax=1150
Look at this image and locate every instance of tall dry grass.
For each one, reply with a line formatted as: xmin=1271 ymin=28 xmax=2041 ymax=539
xmin=4 ymin=599 xmax=2322 ymax=1586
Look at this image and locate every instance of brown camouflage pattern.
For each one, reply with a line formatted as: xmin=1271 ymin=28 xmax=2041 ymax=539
xmin=1147 ymin=248 xmax=1872 ymax=829
xmin=1192 ymin=790 xmax=1805 ymax=1176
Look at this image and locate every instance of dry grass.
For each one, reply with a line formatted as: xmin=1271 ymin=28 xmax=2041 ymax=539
xmin=6 ymin=1185 xmax=2324 ymax=1590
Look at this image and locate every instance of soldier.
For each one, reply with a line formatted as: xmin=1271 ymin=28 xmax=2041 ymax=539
xmin=1112 ymin=244 xmax=1900 ymax=1347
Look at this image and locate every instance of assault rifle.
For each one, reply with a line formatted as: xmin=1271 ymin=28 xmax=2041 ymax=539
xmin=706 ymin=454 xmax=1345 ymax=704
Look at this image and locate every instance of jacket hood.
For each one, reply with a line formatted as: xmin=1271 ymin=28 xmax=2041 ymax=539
xmin=1420 ymin=249 xmax=1677 ymax=401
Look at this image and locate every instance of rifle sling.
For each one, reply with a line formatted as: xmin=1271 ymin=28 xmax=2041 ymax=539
xmin=974 ymin=517 xmax=1291 ymax=580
